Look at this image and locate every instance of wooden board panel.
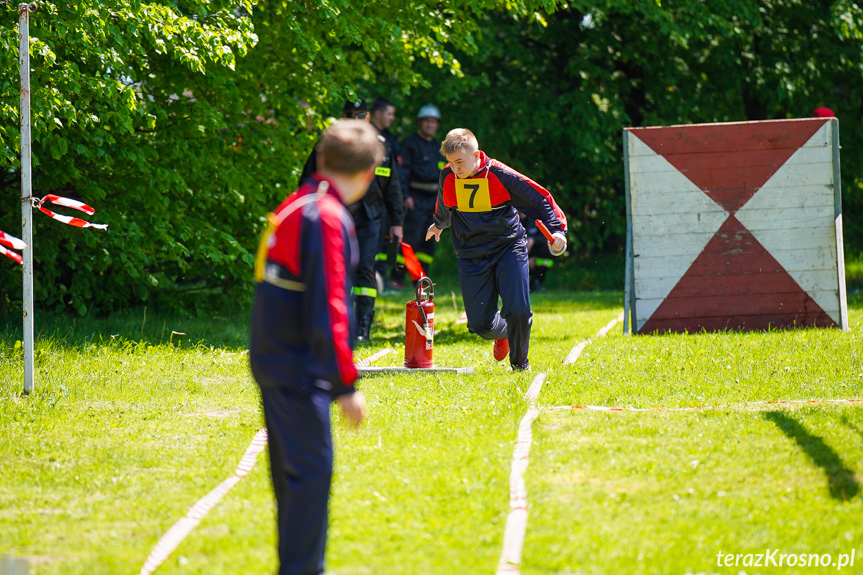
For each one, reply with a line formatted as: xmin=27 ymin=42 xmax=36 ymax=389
xmin=630 ymin=145 xmax=832 ymax=176
xmin=632 ymin=233 xmax=721 ymax=260
xmin=631 ymin=188 xmax=832 ymax=217
xmin=635 ymin=290 xmax=841 ymax=321
xmin=633 ymin=229 xmax=834 ymax=258
xmin=626 ymin=119 xmax=829 ymax=156
xmin=631 ymin=210 xmax=834 ymax=234
xmin=635 ymin=269 xmax=840 ymax=300
xmin=725 ymin=195 xmax=834 ymax=217
xmin=635 ymin=247 xmax=838 ymax=275
xmin=637 ymin=312 xmax=837 ymax=334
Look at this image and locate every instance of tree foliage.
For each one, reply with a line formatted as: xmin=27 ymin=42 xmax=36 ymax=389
xmin=0 ymin=0 xmax=258 ymax=314
xmin=382 ymin=0 xmax=863 ymax=254
xmin=0 ymin=0 xmax=558 ymax=315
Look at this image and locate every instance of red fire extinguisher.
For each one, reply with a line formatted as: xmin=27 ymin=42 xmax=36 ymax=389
xmin=404 ymin=276 xmax=434 ymax=368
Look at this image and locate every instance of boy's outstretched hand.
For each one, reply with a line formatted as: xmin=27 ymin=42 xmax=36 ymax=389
xmin=337 ymin=391 xmax=367 ymax=429
xmin=425 ymin=224 xmax=443 ymax=242
xmin=550 ymin=231 xmax=567 ymax=255
xmin=535 ymin=219 xmax=567 ymax=256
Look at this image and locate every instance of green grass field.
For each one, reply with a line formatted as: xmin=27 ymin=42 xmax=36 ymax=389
xmin=1 ymin=287 xmax=862 ymax=574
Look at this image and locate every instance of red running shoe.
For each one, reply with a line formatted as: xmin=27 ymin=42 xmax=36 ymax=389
xmin=493 ymin=338 xmax=509 ymax=362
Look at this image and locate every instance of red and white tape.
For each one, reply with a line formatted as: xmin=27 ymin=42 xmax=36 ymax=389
xmin=563 ymin=312 xmax=623 ymax=365
xmin=356 ymin=347 xmax=393 ymax=367
xmin=139 ymin=429 xmax=268 ymax=575
xmin=497 ymin=374 xmax=545 ymax=573
xmin=496 ymin=314 xmax=622 ymax=574
xmin=1 ymin=195 xmax=105 ymax=262
xmin=0 ymin=230 xmax=26 ymax=264
xmin=562 ymin=340 xmax=588 ymax=365
xmin=36 ymin=194 xmax=107 ymax=229
xmin=558 ymin=397 xmax=863 ymax=414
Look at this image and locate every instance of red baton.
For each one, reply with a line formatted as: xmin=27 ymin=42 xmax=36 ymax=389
xmin=536 ymin=219 xmax=566 ymax=256
xmin=535 ymin=220 xmax=554 ymax=243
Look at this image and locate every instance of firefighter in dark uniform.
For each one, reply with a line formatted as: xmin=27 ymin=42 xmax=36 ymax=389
xmin=301 ymin=99 xmax=404 ymax=341
xmin=370 ymin=97 xmax=402 ymax=169
xmin=426 ymin=128 xmax=567 ymax=371
xmin=250 ymin=119 xmax=377 ymax=574
xmin=397 ymin=104 xmax=446 ymax=281
xmin=369 ymin=97 xmax=405 ymax=290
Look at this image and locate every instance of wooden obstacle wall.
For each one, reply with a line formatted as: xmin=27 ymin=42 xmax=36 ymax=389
xmin=624 ymin=118 xmax=848 ymax=334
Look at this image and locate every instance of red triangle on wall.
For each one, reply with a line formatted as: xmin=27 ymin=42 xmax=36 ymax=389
xmin=634 ymin=119 xmax=827 ymax=213
xmin=639 ymin=216 xmax=837 ymax=333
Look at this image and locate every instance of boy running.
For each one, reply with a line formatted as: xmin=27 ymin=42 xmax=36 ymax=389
xmin=426 ymin=128 xmax=567 ymax=371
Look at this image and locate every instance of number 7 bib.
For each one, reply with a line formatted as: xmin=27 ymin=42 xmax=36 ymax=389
xmin=454 ymin=179 xmax=492 ymax=212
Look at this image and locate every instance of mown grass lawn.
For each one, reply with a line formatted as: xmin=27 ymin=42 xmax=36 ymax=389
xmin=527 ymin=294 xmax=863 ymax=575
xmin=0 ymin=287 xmax=618 ymax=574
xmin=1 ymin=289 xmax=861 ymax=574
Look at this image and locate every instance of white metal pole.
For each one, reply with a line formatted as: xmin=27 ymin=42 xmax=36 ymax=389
xmin=19 ymin=3 xmax=34 ymax=394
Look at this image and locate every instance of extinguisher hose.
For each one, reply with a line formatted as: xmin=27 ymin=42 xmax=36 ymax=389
xmin=416 ymin=276 xmax=434 ymax=330
xmin=415 ymin=276 xmax=434 ymax=341
xmin=419 ymin=304 xmax=428 ymax=329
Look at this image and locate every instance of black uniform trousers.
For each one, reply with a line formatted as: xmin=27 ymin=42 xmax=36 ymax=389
xmin=373 ymin=212 xmax=394 ymax=281
xmin=528 ymin=233 xmax=553 ymax=290
xmin=260 ymin=385 xmax=333 ymax=575
xmin=353 ymin=209 xmax=383 ymax=331
xmin=402 ymin=192 xmax=438 ymax=275
xmin=458 ymin=238 xmax=532 ymax=369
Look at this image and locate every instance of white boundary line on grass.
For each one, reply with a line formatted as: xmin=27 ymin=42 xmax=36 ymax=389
xmin=496 ymin=312 xmax=623 ymax=574
xmin=356 ymin=347 xmax=393 ymax=367
xmin=551 ymin=397 xmax=863 ymax=413
xmin=139 ymin=428 xmax=269 ymax=575
xmin=496 ymin=373 xmax=545 ymax=573
xmin=139 ymin=347 xmax=393 ymax=574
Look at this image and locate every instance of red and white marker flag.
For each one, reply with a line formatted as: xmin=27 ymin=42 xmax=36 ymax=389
xmin=0 ymin=230 xmax=27 ymax=264
xmin=36 ymin=194 xmax=108 ymax=230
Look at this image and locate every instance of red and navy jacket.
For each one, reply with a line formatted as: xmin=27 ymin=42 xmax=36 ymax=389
xmin=433 ymin=151 xmax=567 ymax=259
xmin=249 ymin=175 xmax=359 ymax=397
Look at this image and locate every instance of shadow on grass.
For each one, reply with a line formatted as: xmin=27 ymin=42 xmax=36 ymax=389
xmin=839 ymin=414 xmax=863 ymax=446
xmin=764 ymin=411 xmax=859 ymax=501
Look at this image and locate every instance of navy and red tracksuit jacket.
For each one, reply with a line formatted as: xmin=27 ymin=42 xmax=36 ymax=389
xmin=249 ymin=175 xmax=359 ymax=397
xmin=433 ymin=151 xmax=567 ymax=257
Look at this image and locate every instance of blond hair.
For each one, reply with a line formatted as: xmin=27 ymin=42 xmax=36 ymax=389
xmin=441 ymin=128 xmax=478 ymax=156
xmin=317 ymin=119 xmax=384 ymax=175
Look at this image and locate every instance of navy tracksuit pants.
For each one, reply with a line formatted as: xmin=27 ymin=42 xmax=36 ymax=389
xmin=458 ymin=238 xmax=532 ymax=369
xmin=260 ymin=386 xmax=333 ymax=575
xmin=353 ymin=210 xmax=382 ymax=332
